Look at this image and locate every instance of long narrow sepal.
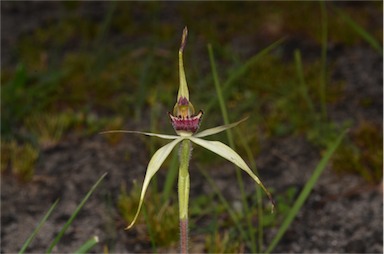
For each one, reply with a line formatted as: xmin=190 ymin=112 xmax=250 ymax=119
xmin=177 ymin=27 xmax=189 ymax=101
xmin=100 ymin=130 xmax=179 ymax=140
xmin=189 ymin=137 xmax=274 ymax=210
xmin=193 ymin=117 xmax=248 ymax=138
xmin=125 ymin=137 xmax=184 ymax=229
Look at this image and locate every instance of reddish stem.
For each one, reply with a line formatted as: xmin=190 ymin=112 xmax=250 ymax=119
xmin=180 ymin=218 xmax=188 ymax=253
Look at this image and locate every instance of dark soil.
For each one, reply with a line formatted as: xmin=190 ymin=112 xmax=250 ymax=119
xmin=1 ymin=2 xmax=383 ymax=253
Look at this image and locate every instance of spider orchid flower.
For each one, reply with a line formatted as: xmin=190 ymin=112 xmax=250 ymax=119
xmin=101 ymin=27 xmax=273 ymax=231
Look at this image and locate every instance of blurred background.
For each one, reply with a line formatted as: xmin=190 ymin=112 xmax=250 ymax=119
xmin=1 ymin=1 xmax=382 ymax=253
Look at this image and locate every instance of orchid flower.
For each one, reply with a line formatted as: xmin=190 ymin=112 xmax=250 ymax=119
xmin=102 ymin=27 xmax=273 ymax=250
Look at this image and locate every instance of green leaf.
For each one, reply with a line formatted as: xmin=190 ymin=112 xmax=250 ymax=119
xmin=189 ymin=137 xmax=273 ymax=204
xmin=194 ymin=118 xmax=248 ymax=138
xmin=126 ymin=137 xmax=183 ymax=229
xmin=100 ymin=130 xmax=179 ymax=140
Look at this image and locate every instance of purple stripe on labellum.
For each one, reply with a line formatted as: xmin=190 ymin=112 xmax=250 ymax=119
xmin=169 ymin=110 xmax=203 ymax=134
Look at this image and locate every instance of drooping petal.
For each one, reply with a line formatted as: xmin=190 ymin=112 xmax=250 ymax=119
xmin=194 ymin=117 xmax=248 ymax=138
xmin=125 ymin=137 xmax=184 ymax=229
xmin=189 ymin=137 xmax=274 ymax=208
xmin=100 ymin=130 xmax=179 ymax=140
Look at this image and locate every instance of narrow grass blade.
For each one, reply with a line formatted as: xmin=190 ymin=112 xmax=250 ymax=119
xmin=73 ymin=236 xmax=99 ymax=254
xmin=207 ymin=45 xmax=259 ymax=252
xmin=143 ymin=205 xmax=157 ymax=252
xmin=294 ymin=49 xmax=315 ymax=116
xmin=208 ymin=45 xmax=246 ymax=213
xmin=198 ymin=166 xmax=250 ymax=244
xmin=334 ymin=6 xmax=383 ymax=54
xmin=135 ymin=54 xmax=154 ymax=121
xmin=224 ymin=37 xmax=285 ymax=89
xmin=87 ymin=2 xmax=117 ymax=75
xmin=265 ymin=129 xmax=348 ymax=253
xmin=208 ymin=44 xmax=232 ymax=137
xmin=235 ymin=127 xmax=264 ymax=252
xmin=162 ymin=149 xmax=179 ymax=203
xmin=19 ymin=199 xmax=60 ymax=254
xmin=319 ymin=0 xmax=328 ymax=120
xmin=126 ymin=138 xmax=183 ymax=229
xmin=93 ymin=2 xmax=116 ymax=49
xmin=46 ymin=172 xmax=107 ymax=253
xmin=205 ymin=38 xmax=285 ymax=114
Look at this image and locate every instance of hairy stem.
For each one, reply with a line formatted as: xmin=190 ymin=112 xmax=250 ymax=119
xmin=180 ymin=218 xmax=189 ymax=254
xmin=178 ymin=139 xmax=191 ymax=253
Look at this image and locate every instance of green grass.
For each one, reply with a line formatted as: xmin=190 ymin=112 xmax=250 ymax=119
xmin=332 ymin=122 xmax=383 ymax=184
xmin=46 ymin=173 xmax=107 ymax=253
xmin=1 ymin=141 xmax=39 ymax=181
xmin=19 ymin=200 xmax=60 ymax=254
xmin=19 ymin=173 xmax=106 ymax=254
xmin=319 ymin=0 xmax=328 ymax=120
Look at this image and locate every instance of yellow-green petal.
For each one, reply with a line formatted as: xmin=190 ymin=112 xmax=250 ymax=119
xmin=100 ymin=130 xmax=179 ymax=140
xmin=188 ymin=137 xmax=273 ymax=207
xmin=194 ymin=118 xmax=248 ymax=138
xmin=125 ymin=137 xmax=184 ymax=229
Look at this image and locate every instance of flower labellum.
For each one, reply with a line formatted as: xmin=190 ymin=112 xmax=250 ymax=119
xmin=169 ymin=97 xmax=203 ymax=136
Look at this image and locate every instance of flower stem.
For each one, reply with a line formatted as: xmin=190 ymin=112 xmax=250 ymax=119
xmin=180 ymin=218 xmax=189 ymax=254
xmin=178 ymin=139 xmax=191 ymax=253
